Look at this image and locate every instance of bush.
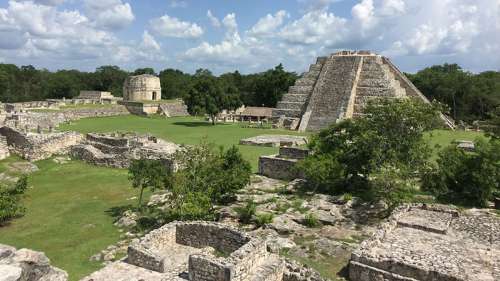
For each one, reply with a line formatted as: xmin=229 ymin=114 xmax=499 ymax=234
xmin=298 ymin=99 xmax=441 ymax=207
xmin=235 ymin=200 xmax=256 ymax=224
xmin=255 ymin=213 xmax=274 ymax=227
xmin=0 ymin=176 xmax=29 ymax=224
xmin=422 ymin=138 xmax=500 ymax=207
xmin=303 ymin=213 xmax=320 ymax=228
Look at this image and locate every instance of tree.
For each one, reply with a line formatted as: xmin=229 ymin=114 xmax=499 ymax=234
xmin=0 ymin=176 xmax=28 ymax=224
xmin=184 ymin=74 xmax=242 ymax=124
xmin=94 ymin=65 xmax=129 ymax=97
xmin=128 ymin=159 xmax=169 ymax=209
xmin=252 ymin=64 xmax=298 ymax=107
xmin=133 ymin=68 xmax=156 ymax=76
xmin=159 ymin=69 xmax=192 ymax=99
xmin=298 ymin=98 xmax=442 ymax=207
xmin=422 ymin=138 xmax=500 ymax=207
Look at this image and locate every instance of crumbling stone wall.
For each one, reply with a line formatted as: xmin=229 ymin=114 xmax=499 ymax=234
xmin=4 ymin=105 xmax=129 ymax=131
xmin=70 ymin=132 xmax=179 ymax=169
xmin=259 ymin=147 xmax=307 ymax=180
xmin=349 ymin=204 xmax=500 ymax=281
xmin=0 ymin=126 xmax=83 ymax=161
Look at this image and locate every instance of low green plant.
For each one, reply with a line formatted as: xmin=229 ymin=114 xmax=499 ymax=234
xmin=343 ymin=193 xmax=353 ymax=201
xmin=303 ymin=212 xmax=320 ymax=228
xmin=0 ymin=175 xmax=29 ymax=224
xmin=255 ymin=212 xmax=274 ymax=227
xmin=235 ymin=200 xmax=257 ymax=224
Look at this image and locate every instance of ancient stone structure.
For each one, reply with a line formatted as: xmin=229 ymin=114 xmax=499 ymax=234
xmin=349 ymin=204 xmax=500 ymax=281
xmin=273 ymin=51 xmax=454 ymax=131
xmin=158 ymin=100 xmax=190 ymax=117
xmin=0 ymin=135 xmax=10 ymax=160
xmin=0 ymin=244 xmax=68 ymax=281
xmin=77 ymin=91 xmax=115 ymax=100
xmin=239 ymin=135 xmax=307 ymax=147
xmin=0 ymin=126 xmax=83 ymax=161
xmin=70 ymin=132 xmax=180 ymax=169
xmin=258 ymin=147 xmax=308 ymax=180
xmin=82 ymin=221 xmax=315 ymax=281
xmin=123 ymin=74 xmax=162 ymax=102
xmin=3 ymin=105 xmax=129 ymax=131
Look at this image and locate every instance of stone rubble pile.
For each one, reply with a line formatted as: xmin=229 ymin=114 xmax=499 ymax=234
xmin=0 ymin=244 xmax=68 ymax=281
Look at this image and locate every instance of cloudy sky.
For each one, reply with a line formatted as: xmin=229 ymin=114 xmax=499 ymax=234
xmin=0 ymin=0 xmax=498 ymax=74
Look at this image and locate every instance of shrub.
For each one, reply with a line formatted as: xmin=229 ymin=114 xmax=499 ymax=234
xmin=235 ymin=200 xmax=256 ymax=224
xmin=255 ymin=212 xmax=274 ymax=227
xmin=0 ymin=176 xmax=29 ymax=224
xmin=343 ymin=193 xmax=353 ymax=201
xmin=422 ymin=138 xmax=500 ymax=207
xmin=303 ymin=213 xmax=320 ymax=228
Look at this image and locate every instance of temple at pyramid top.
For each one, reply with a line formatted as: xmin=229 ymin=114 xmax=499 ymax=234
xmin=273 ymin=51 xmax=453 ymax=131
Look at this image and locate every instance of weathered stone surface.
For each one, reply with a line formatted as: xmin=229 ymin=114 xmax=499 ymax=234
xmin=123 ymin=74 xmax=161 ymax=102
xmin=240 ymin=135 xmax=307 ymax=147
xmin=0 ymin=245 xmax=68 ymax=281
xmin=349 ymin=204 xmax=500 ymax=281
xmin=0 ymin=126 xmax=84 ymax=161
xmin=70 ymin=132 xmax=180 ymax=169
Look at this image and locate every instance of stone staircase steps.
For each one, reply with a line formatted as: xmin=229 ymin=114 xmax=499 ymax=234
xmin=272 ymin=108 xmax=303 ymax=118
xmin=288 ymin=85 xmax=314 ymax=95
xmin=249 ymin=255 xmax=284 ymax=281
xmin=281 ymin=94 xmax=309 ymax=103
xmin=276 ymin=102 xmax=304 ymax=111
xmin=294 ymin=78 xmax=316 ymax=86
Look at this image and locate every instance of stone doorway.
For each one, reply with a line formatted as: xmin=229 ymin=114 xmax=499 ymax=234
xmin=152 ymin=91 xmax=157 ymax=100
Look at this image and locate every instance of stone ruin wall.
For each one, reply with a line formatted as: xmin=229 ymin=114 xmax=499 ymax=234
xmin=258 ymin=146 xmax=308 ymax=180
xmin=127 ymin=221 xmax=271 ymax=281
xmin=3 ymin=105 xmax=129 ymax=131
xmin=158 ymin=101 xmax=189 ymax=117
xmin=70 ymin=132 xmax=178 ymax=170
xmin=349 ymin=204 xmax=499 ymax=281
xmin=0 ymin=126 xmax=83 ymax=161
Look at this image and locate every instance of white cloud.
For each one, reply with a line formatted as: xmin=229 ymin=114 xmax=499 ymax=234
xmin=141 ymin=30 xmax=160 ymax=51
xmin=84 ymin=0 xmax=134 ymax=30
xmin=207 ymin=10 xmax=220 ymax=27
xmin=351 ymin=0 xmax=376 ymax=31
xmin=248 ymin=10 xmax=289 ymax=38
xmin=19 ymin=0 xmax=65 ymax=6
xmin=150 ymin=14 xmax=203 ymax=38
xmin=280 ymin=10 xmax=347 ymax=45
xmin=169 ymin=0 xmax=187 ymax=8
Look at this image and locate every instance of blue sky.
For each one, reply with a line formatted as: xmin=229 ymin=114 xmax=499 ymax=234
xmin=0 ymin=0 xmax=498 ymax=74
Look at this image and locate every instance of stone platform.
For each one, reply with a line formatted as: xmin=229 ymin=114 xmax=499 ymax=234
xmin=258 ymin=147 xmax=308 ymax=180
xmin=239 ymin=135 xmax=307 ymax=147
xmin=349 ymin=204 xmax=500 ymax=281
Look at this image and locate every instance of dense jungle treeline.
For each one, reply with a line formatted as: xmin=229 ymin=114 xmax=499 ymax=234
xmin=0 ymin=63 xmax=498 ymax=122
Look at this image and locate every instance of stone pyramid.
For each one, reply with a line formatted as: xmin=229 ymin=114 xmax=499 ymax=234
xmin=273 ymin=51 xmax=453 ymax=131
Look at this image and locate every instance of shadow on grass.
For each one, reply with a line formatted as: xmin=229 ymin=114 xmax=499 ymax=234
xmin=106 ymin=204 xmax=134 ymax=221
xmin=172 ymin=121 xmax=229 ymax=127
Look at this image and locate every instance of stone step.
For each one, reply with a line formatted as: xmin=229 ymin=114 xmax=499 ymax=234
xmin=294 ymin=77 xmax=316 ymax=86
xmin=272 ymin=108 xmax=303 ymax=118
xmin=356 ymin=87 xmax=396 ymax=97
xmin=309 ymin=64 xmax=322 ymax=72
xmin=357 ymin=78 xmax=390 ymax=88
xmin=281 ymin=94 xmax=309 ymax=103
xmin=303 ymin=70 xmax=321 ymax=79
xmin=250 ymin=255 xmax=285 ymax=281
xmin=289 ymin=85 xmax=313 ymax=95
xmin=360 ymin=70 xmax=386 ymax=80
xmin=276 ymin=101 xmax=305 ymax=111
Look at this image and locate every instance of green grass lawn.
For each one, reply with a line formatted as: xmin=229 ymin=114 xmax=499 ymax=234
xmin=0 ymin=158 xmax=137 ymax=281
xmin=60 ymin=115 xmax=307 ymax=171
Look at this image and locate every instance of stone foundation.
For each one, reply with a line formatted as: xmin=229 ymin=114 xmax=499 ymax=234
xmin=349 ymin=204 xmax=500 ymax=281
xmin=239 ymin=135 xmax=307 ymax=147
xmin=0 ymin=126 xmax=83 ymax=161
xmin=70 ymin=132 xmax=180 ymax=169
xmin=83 ymin=221 xmax=285 ymax=281
xmin=258 ymin=147 xmax=308 ymax=180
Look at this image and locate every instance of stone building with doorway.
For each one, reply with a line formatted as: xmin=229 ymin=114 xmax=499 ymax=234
xmin=123 ymin=74 xmax=162 ymax=101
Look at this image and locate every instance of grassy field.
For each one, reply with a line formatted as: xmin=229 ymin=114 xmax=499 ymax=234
xmin=0 ymin=115 xmax=486 ymax=280
xmin=60 ymin=115 xmax=307 ymax=171
xmin=0 ymin=158 xmax=137 ymax=281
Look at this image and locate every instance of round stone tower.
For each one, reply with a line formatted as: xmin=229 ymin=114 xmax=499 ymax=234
xmin=123 ymin=74 xmax=161 ymax=101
